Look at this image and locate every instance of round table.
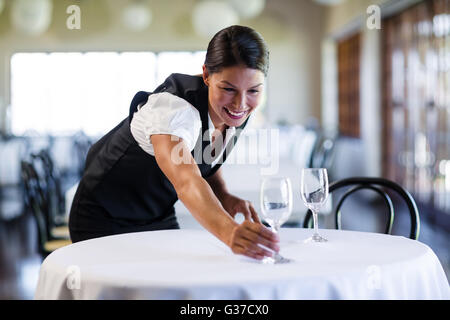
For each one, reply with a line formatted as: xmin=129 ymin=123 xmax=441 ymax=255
xmin=34 ymin=228 xmax=450 ymax=300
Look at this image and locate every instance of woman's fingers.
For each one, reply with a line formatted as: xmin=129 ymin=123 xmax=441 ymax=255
xmin=248 ymin=204 xmax=262 ymax=224
xmin=230 ymin=221 xmax=280 ymax=259
xmin=249 ymin=233 xmax=280 ymax=252
xmin=237 ymin=201 xmax=252 ymax=221
xmin=232 ymin=244 xmax=267 ymax=260
xmin=245 ymin=221 xmax=279 ymax=243
xmin=236 ymin=238 xmax=275 ymax=258
xmin=241 ymin=226 xmax=279 ymax=252
xmin=239 ymin=201 xmax=261 ymax=223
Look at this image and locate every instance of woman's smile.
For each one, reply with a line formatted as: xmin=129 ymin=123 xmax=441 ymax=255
xmin=223 ymin=106 xmax=250 ymax=120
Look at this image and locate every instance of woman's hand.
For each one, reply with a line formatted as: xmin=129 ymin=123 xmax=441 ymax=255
xmin=220 ymin=193 xmax=262 ymax=224
xmin=229 ymin=221 xmax=280 ymax=260
xmin=220 ymin=193 xmax=280 ymax=260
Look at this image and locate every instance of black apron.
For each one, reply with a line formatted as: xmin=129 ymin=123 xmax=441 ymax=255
xmin=68 ymin=73 xmax=248 ymax=242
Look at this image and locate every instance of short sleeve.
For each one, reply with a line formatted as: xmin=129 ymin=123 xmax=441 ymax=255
xmin=130 ymin=92 xmax=202 ymax=156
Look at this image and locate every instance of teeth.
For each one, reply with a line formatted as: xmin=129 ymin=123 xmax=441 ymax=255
xmin=226 ymin=108 xmax=246 ymax=116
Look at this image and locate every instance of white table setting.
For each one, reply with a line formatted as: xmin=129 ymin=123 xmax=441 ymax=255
xmin=34 ymin=227 xmax=449 ymax=300
xmin=43 ymin=167 xmax=448 ymax=300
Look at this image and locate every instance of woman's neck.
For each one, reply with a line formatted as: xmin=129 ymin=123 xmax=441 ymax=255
xmin=208 ymin=105 xmax=227 ymax=133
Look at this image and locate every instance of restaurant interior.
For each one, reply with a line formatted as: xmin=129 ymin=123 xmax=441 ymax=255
xmin=0 ymin=0 xmax=449 ymax=299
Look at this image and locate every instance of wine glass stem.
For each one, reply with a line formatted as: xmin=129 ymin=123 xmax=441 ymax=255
xmin=271 ymin=221 xmax=281 ymax=233
xmin=312 ymin=210 xmax=319 ymax=235
xmin=270 ymin=224 xmax=281 ymax=260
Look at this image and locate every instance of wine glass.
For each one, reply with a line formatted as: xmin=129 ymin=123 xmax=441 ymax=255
xmin=260 ymin=176 xmax=293 ymax=264
xmin=300 ymin=168 xmax=329 ymax=243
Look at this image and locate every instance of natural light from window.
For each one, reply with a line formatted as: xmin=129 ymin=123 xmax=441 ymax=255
xmin=10 ymin=51 xmax=206 ymax=136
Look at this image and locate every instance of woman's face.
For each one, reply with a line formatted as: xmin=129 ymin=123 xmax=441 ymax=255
xmin=202 ymin=64 xmax=265 ymax=130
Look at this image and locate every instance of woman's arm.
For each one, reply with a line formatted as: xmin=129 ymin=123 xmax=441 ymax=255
xmin=151 ymin=134 xmax=279 ymax=260
xmin=205 ymin=167 xmax=229 ymax=203
xmin=206 ymin=168 xmax=261 ymax=223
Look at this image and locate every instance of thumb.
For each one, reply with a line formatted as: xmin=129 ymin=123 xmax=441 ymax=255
xmin=249 ymin=205 xmax=262 ymax=224
xmin=240 ymin=202 xmax=253 ymax=221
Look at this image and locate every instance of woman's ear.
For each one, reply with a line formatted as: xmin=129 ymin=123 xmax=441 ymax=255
xmin=202 ymin=65 xmax=209 ymax=86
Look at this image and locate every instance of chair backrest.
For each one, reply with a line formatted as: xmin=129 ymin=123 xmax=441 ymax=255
xmin=72 ymin=131 xmax=93 ymax=178
xmin=20 ymin=160 xmax=49 ymax=254
xmin=31 ymin=149 xmax=65 ymax=216
xmin=309 ymin=134 xmax=336 ymax=170
xmin=302 ymin=177 xmax=420 ymax=240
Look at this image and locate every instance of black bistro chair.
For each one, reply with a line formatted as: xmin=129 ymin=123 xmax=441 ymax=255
xmin=30 ymin=149 xmax=67 ymax=227
xmin=72 ymin=131 xmax=93 ymax=179
xmin=302 ymin=177 xmax=420 ymax=240
xmin=20 ymin=161 xmax=71 ymax=257
xmin=308 ymin=133 xmax=336 ymax=170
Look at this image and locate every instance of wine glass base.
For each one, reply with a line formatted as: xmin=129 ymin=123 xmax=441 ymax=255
xmin=262 ymin=253 xmax=292 ymax=264
xmin=304 ymin=233 xmax=328 ymax=243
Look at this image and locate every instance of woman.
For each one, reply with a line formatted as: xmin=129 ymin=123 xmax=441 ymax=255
xmin=69 ymin=25 xmax=279 ymax=260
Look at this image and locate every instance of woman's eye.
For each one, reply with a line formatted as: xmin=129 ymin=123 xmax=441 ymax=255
xmin=222 ymin=87 xmax=235 ymax=92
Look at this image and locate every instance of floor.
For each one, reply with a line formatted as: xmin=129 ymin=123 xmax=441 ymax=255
xmin=0 ymin=211 xmax=43 ymax=300
xmin=1 ymin=197 xmax=449 ymax=300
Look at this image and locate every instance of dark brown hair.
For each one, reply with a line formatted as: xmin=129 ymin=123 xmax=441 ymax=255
xmin=204 ymin=25 xmax=269 ymax=77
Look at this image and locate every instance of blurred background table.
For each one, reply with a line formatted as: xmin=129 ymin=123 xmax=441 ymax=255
xmin=34 ymin=228 xmax=449 ymax=300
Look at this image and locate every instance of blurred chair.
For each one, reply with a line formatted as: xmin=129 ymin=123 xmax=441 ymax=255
xmin=291 ymin=128 xmax=317 ymax=169
xmin=49 ymin=135 xmax=78 ymax=185
xmin=28 ymin=152 xmax=70 ymax=240
xmin=73 ymin=131 xmax=92 ymax=178
xmin=303 ymin=177 xmax=420 ymax=240
xmin=23 ymin=131 xmax=51 ymax=156
xmin=0 ymin=136 xmax=27 ymax=220
xmin=20 ymin=161 xmax=71 ymax=256
xmin=308 ymin=133 xmax=336 ymax=170
xmin=31 ymin=149 xmax=66 ymax=225
xmin=327 ymin=136 xmax=366 ymax=181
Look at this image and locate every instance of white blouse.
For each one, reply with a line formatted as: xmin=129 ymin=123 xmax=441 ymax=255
xmin=130 ymin=92 xmax=236 ymax=167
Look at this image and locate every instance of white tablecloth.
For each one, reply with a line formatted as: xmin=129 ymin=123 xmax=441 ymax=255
xmin=34 ymin=228 xmax=450 ymax=300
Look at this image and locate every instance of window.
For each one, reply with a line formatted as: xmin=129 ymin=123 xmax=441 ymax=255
xmin=10 ymin=51 xmax=206 ymax=136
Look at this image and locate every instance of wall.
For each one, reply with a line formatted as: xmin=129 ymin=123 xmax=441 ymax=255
xmin=320 ymin=0 xmax=394 ymax=178
xmin=320 ymin=0 xmax=424 ymax=178
xmin=263 ymin=0 xmax=324 ymax=126
xmin=0 ymin=0 xmax=324 ymax=133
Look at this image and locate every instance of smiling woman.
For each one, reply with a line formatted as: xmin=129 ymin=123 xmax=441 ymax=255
xmin=205 ymin=65 xmax=264 ymax=129
xmin=68 ymin=25 xmax=281 ymax=262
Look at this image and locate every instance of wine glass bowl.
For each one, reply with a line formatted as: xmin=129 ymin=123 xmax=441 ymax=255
xmin=260 ymin=177 xmax=293 ymax=264
xmin=300 ymin=168 xmax=329 ymax=243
